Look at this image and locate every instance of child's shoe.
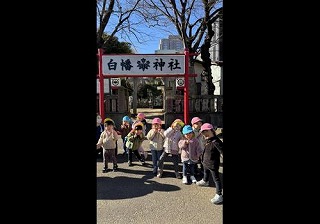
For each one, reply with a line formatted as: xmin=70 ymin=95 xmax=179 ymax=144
xmin=190 ymin=176 xmax=197 ymax=183
xmin=102 ymin=167 xmax=108 ymax=173
xmin=211 ymin=194 xmax=223 ymax=205
xmin=113 ymin=164 xmax=118 ymax=172
xmin=182 ymin=176 xmax=188 ymax=184
xmin=196 ymin=179 xmax=209 ymax=186
xmin=157 ymin=169 xmax=163 ymax=178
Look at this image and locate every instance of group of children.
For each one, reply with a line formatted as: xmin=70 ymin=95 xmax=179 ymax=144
xmin=96 ymin=113 xmax=223 ymax=205
xmin=96 ymin=113 xmax=149 ymax=171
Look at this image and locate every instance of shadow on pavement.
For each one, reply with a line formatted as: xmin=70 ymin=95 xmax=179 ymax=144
xmin=97 ymin=175 xmax=181 ymax=200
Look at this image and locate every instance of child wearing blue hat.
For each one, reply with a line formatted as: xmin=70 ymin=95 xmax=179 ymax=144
xmin=178 ymin=125 xmax=204 ymax=184
xmin=119 ymin=115 xmax=132 ymax=155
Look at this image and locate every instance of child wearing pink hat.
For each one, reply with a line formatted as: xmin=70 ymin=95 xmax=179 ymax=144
xmin=146 ymin=117 xmax=165 ymax=175
xmin=191 ymin=116 xmax=205 ymax=176
xmin=196 ymin=123 xmax=223 ymax=205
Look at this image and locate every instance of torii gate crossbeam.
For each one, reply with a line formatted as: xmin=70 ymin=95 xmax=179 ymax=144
xmin=97 ymin=48 xmax=196 ymax=124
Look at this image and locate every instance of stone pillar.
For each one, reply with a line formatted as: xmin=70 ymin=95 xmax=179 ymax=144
xmin=132 ymin=78 xmax=138 ymax=115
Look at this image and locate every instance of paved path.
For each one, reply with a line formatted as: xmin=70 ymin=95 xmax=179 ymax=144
xmin=97 ymin=140 xmax=223 ymax=224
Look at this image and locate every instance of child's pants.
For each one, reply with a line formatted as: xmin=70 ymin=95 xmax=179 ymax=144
xmin=103 ymin=148 xmax=117 ymax=168
xmin=182 ymin=160 xmax=195 ymax=176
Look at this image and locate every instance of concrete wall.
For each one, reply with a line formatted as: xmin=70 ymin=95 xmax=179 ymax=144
xmin=97 ymin=86 xmax=131 ymax=127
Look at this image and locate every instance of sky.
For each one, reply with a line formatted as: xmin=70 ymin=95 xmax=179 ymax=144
xmin=115 ymin=27 xmax=175 ymax=54
xmin=102 ymin=1 xmax=180 ymax=54
xmin=100 ymin=0 xmax=222 ymax=54
xmin=131 ymin=38 xmax=162 ymax=54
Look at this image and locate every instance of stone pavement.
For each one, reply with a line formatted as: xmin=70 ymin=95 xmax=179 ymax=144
xmin=97 ymin=140 xmax=223 ymax=224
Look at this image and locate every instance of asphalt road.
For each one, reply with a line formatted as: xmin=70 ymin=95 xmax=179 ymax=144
xmin=97 ymin=140 xmax=223 ymax=224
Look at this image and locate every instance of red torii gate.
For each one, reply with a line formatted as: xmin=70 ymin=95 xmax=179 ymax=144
xmin=97 ymin=48 xmax=197 ymax=124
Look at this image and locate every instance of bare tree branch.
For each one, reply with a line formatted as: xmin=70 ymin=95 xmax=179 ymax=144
xmin=96 ymin=0 xmax=143 ymax=49
xmin=138 ymin=0 xmax=222 ymax=95
xmin=97 ymin=0 xmax=115 ymax=47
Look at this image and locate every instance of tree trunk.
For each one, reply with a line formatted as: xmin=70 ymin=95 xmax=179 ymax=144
xmin=200 ymin=44 xmax=215 ymax=95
